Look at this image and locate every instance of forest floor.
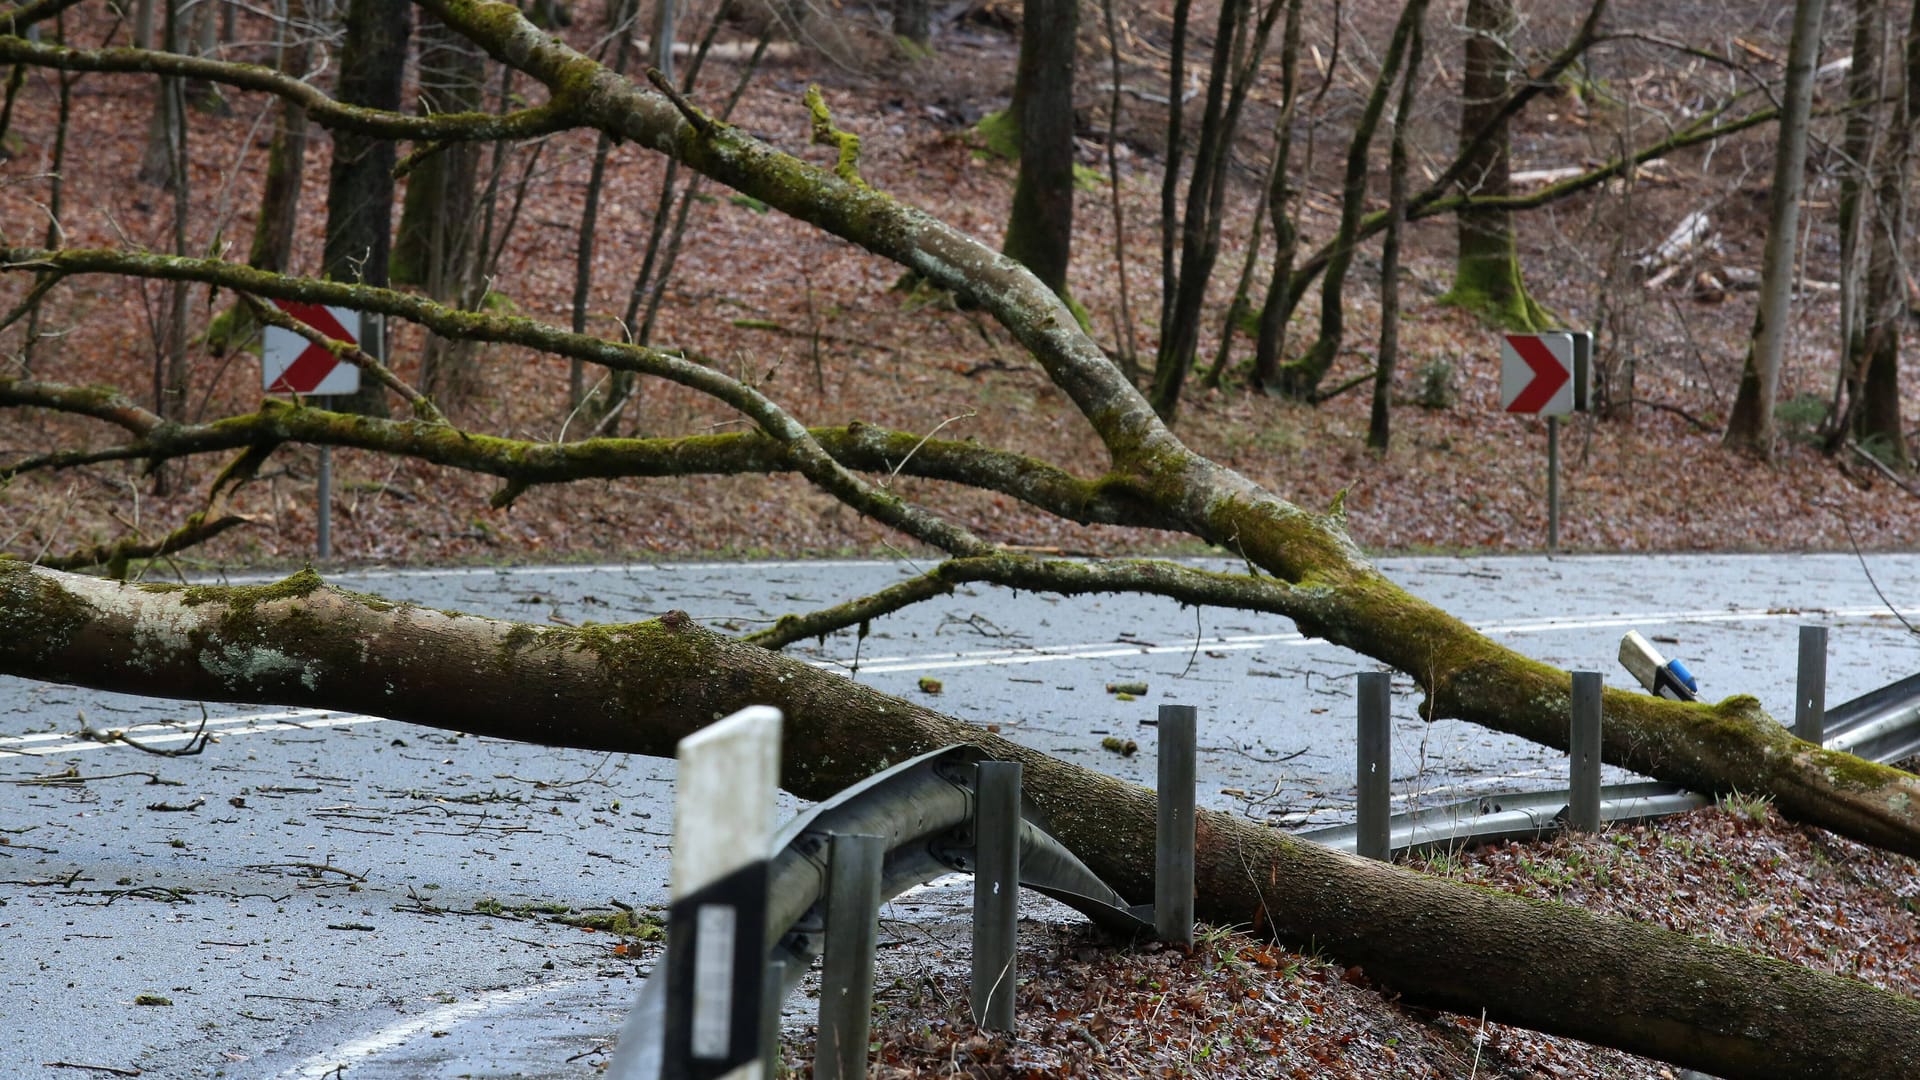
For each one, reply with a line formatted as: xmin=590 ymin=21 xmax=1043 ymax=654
xmin=1 ymin=2 xmax=1917 ymax=1078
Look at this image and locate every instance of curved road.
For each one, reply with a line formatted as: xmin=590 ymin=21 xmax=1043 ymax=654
xmin=2 ymin=553 xmax=1916 ymax=1077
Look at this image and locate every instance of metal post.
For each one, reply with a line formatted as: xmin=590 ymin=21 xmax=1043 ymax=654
xmin=816 ymin=834 xmax=884 ymax=1080
xmin=315 ymin=396 xmax=331 ymax=561
xmin=1796 ymin=625 xmax=1828 ymax=745
xmin=661 ymin=706 xmax=781 ymax=1080
xmin=1155 ymin=704 xmax=1197 ymax=946
xmin=1356 ymin=673 xmax=1392 ymax=861
xmin=971 ymin=761 xmax=1020 ymax=1032
xmin=1547 ymin=415 xmax=1560 ymax=552
xmin=1569 ymin=672 xmax=1603 ymax=833
xmin=761 ymin=958 xmax=786 ymax=1080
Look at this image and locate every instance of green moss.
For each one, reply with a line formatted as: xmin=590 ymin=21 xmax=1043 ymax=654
xmin=973 ymin=107 xmax=1019 ymax=161
xmin=1436 ymin=247 xmax=1552 ymax=330
xmin=554 ymin=907 xmax=664 ymax=939
xmin=804 ymin=85 xmax=867 ymax=189
xmin=0 ymin=560 xmax=96 ymax=662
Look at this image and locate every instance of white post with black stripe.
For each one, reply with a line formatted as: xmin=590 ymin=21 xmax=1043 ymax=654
xmin=662 ymin=706 xmax=781 ymax=1080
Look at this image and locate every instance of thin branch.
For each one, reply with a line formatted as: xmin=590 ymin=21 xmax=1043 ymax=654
xmin=0 ymin=35 xmax=575 ymax=143
xmin=747 ymin=554 xmax=1307 ymax=650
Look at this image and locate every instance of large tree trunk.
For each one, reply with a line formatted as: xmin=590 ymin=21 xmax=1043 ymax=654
xmin=3 ymin=560 xmax=1920 ymax=1080
xmin=1725 ymin=0 xmax=1829 ymax=455
xmin=1437 ymin=0 xmax=1547 ymax=329
xmin=999 ymin=0 xmax=1077 ymax=299
xmin=320 ymin=0 xmax=411 ymax=418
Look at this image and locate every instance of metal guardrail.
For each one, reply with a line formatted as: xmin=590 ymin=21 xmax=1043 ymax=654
xmin=608 ymin=723 xmax=1191 ymax=1080
xmin=611 ymin=626 xmax=1920 ymax=1078
xmin=1305 ymin=626 xmax=1920 ymax=858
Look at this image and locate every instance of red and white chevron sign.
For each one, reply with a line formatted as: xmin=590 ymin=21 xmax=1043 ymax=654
xmin=262 ymin=300 xmax=363 ymax=395
xmin=1499 ymin=332 xmax=1574 ymax=416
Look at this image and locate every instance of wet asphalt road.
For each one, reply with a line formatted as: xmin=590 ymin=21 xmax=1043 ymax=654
xmin=3 ymin=552 xmax=1919 ymax=1078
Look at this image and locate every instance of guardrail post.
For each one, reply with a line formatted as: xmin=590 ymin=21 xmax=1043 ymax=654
xmin=762 ymin=958 xmax=786 ymax=1080
xmin=1356 ymin=673 xmax=1391 ymax=861
xmin=816 ymin=833 xmax=884 ymax=1080
xmin=1155 ymin=704 xmax=1197 ymax=946
xmin=663 ymin=706 xmax=781 ymax=1080
xmin=971 ymin=761 xmax=1020 ymax=1032
xmin=1569 ymin=672 xmax=1603 ymax=833
xmin=1797 ymin=625 xmax=1828 ymax=745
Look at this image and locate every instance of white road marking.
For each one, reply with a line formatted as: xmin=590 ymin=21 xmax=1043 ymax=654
xmin=279 ymin=976 xmax=605 ymax=1080
xmin=815 ymin=605 xmax=1896 ymax=675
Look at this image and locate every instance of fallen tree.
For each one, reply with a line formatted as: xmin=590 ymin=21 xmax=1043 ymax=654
xmin=3 ymin=559 xmax=1919 ymax=1080
xmin=3 ymin=3 xmax=1920 ymax=1075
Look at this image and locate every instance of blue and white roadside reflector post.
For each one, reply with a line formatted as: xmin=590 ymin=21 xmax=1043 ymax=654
xmin=661 ymin=706 xmax=781 ymax=1080
xmin=1618 ymin=631 xmax=1699 ymax=702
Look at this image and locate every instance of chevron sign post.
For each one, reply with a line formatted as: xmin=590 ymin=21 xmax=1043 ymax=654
xmin=262 ymin=300 xmax=362 ymax=395
xmin=1499 ymin=331 xmax=1593 ymax=551
xmin=262 ymin=300 xmax=365 ymax=560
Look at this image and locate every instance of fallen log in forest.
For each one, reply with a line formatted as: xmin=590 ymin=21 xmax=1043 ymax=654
xmin=2 ymin=560 xmax=1917 ymax=1080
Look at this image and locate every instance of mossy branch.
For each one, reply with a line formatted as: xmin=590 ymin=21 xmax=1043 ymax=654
xmin=804 ymin=84 xmax=867 ymax=189
xmin=0 ymin=33 xmax=574 ymax=143
xmin=747 ymin=554 xmax=1309 ymax=650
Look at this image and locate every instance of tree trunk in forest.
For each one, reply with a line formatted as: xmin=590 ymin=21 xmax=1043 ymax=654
xmin=1149 ymin=0 xmax=1285 ymax=418
xmin=1437 ymin=0 xmax=1547 ymax=329
xmin=1849 ymin=0 xmax=1916 ymax=464
xmin=894 ymin=0 xmax=930 ymax=49
xmin=320 ymin=0 xmax=411 ymax=418
xmin=1725 ymin=0 xmax=1828 ymax=456
xmin=206 ymin=0 xmax=312 ymax=356
xmin=1370 ymin=9 xmax=1422 ymax=450
xmin=571 ymin=0 xmax=641 ymax=409
xmin=1000 ymin=0 xmax=1077 ymax=299
xmin=136 ymin=0 xmax=177 ymax=186
xmin=1251 ymin=0 xmax=1304 ymax=393
xmin=393 ymin=12 xmax=487 ymax=409
xmin=5 ymin=561 xmax=1920 ymax=1080
xmin=1279 ymin=0 xmax=1424 ymax=400
xmin=1827 ymin=0 xmax=1881 ymax=445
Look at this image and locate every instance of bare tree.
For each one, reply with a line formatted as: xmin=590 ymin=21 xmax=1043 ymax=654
xmin=1725 ymin=0 xmax=1829 ymax=455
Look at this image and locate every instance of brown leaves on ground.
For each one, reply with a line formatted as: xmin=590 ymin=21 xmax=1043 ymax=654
xmin=781 ymin=805 xmax=1918 ymax=1078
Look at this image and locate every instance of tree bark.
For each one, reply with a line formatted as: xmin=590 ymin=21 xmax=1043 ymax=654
xmin=1370 ymin=6 xmax=1422 ymax=450
xmin=1725 ymin=0 xmax=1828 ymax=456
xmin=4 ymin=561 xmax=1920 ymax=1080
xmin=1437 ymin=0 xmax=1547 ymax=329
xmin=1280 ymin=0 xmax=1425 ymax=400
xmin=1848 ymin=0 xmax=1916 ymax=463
xmin=1250 ymin=0 xmax=1304 ymax=393
xmin=205 ymin=0 xmax=312 ymax=356
xmin=1000 ymin=0 xmax=1077 ymax=299
xmin=320 ymin=0 xmax=411 ymax=418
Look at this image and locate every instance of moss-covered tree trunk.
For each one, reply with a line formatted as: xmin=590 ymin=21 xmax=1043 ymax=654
xmin=4 ymin=561 xmax=1920 ymax=1080
xmin=320 ymin=0 xmax=411 ymax=418
xmin=999 ymin=0 xmax=1076 ymax=298
xmin=1436 ymin=0 xmax=1548 ymax=329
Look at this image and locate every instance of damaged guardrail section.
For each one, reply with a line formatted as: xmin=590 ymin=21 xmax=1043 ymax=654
xmin=610 ymin=625 xmax=1920 ymax=1078
xmin=605 ymin=704 xmax=1199 ymax=1080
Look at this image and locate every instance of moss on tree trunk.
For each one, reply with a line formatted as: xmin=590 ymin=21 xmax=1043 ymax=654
xmin=5 ymin=561 xmax=1920 ymax=1080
